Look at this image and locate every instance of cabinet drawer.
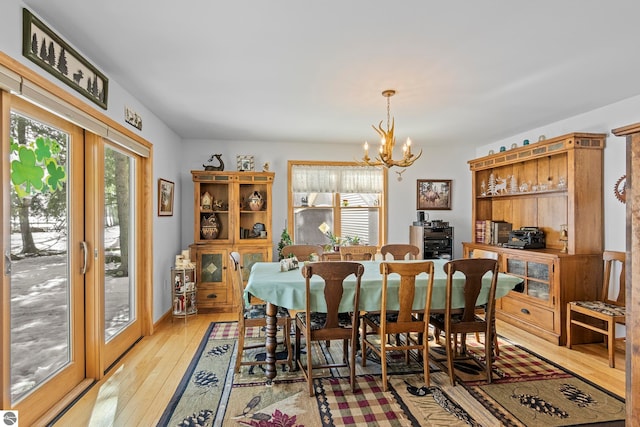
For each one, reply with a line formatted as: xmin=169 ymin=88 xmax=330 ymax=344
xmin=499 ymin=296 xmax=554 ymax=331
xmin=197 ymin=285 xmax=229 ymax=307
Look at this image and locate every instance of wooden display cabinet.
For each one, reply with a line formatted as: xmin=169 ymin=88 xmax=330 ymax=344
xmin=465 ymin=132 xmax=605 ymax=345
xmin=190 ymin=171 xmax=274 ymax=312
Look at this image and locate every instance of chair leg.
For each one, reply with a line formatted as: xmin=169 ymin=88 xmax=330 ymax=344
xmin=350 ymin=336 xmax=357 ymax=392
xmin=361 ymin=323 xmax=368 ymax=367
xmin=422 ymin=331 xmax=430 ymax=387
xmin=283 ymin=318 xmax=293 ymax=371
xmin=307 ymin=337 xmax=314 ymax=396
xmin=491 ymin=320 xmax=500 ymax=358
xmin=566 ymin=306 xmax=573 ymax=349
xmin=235 ymin=325 xmax=245 ymax=373
xmin=485 ymin=327 xmax=493 ymax=384
xmin=381 ymin=334 xmax=388 ymax=392
xmin=445 ymin=331 xmax=456 ymax=386
xmin=295 ymin=324 xmax=301 ymax=368
xmin=607 ymin=321 xmax=615 ymax=368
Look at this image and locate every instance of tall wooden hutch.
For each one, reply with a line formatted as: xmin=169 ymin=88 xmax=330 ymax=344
xmin=189 ymin=170 xmax=274 ymax=313
xmin=463 ymin=132 xmax=605 ymax=345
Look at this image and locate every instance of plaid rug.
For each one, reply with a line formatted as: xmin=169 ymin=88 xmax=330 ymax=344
xmin=158 ymin=322 xmax=625 ymax=426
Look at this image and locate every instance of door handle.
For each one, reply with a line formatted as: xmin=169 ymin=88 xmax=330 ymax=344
xmin=4 ymin=251 xmax=10 ymax=275
xmin=80 ymin=241 xmax=88 ymax=274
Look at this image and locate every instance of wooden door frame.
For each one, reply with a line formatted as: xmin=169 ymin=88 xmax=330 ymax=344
xmin=0 ymin=52 xmax=154 ymax=423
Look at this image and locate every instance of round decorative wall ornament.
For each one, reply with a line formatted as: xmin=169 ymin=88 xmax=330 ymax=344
xmin=614 ymin=174 xmax=626 ymax=204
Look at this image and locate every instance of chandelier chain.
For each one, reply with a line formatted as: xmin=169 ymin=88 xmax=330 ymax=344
xmin=386 ymin=95 xmax=391 ymax=132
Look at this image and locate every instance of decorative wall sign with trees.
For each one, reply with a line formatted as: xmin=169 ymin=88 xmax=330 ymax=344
xmin=22 ymin=8 xmax=109 ymax=109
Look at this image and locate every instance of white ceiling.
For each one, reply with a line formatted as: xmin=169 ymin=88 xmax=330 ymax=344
xmin=23 ymin=0 xmax=640 ymax=148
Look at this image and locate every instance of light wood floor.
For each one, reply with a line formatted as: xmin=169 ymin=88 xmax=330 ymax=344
xmin=51 ymin=314 xmax=626 ymax=426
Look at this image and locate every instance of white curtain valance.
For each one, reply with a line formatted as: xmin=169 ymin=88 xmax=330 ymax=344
xmin=291 ymin=165 xmax=383 ymax=193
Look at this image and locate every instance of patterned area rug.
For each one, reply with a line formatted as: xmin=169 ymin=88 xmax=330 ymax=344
xmin=157 ymin=322 xmax=625 ymax=426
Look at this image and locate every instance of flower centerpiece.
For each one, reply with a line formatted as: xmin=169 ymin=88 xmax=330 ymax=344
xmin=319 ymin=222 xmax=342 ymax=252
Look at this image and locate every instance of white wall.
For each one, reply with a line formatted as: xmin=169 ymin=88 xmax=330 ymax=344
xmin=1 ymin=1 xmax=185 ymax=322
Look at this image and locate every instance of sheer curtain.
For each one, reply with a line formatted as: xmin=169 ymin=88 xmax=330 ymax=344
xmin=291 ymin=165 xmax=383 ymax=193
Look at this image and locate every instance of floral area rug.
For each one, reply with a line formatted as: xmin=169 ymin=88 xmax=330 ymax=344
xmin=157 ymin=322 xmax=625 ymax=426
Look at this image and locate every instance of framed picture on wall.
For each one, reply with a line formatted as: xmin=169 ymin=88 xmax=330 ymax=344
xmin=158 ymin=178 xmax=175 ymax=216
xmin=417 ymin=179 xmax=452 ymax=210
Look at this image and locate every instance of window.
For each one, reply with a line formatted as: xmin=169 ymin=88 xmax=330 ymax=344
xmin=287 ymin=162 xmax=386 ymax=248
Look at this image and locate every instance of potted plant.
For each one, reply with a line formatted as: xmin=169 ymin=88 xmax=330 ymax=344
xmin=346 ymin=235 xmax=360 ymax=245
xmin=277 ymin=228 xmax=292 ymax=260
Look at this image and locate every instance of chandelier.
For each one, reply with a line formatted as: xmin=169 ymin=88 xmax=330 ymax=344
xmin=361 ymin=89 xmax=422 ymax=169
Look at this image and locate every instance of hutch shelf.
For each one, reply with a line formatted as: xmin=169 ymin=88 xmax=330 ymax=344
xmin=464 ymin=132 xmax=605 ymax=345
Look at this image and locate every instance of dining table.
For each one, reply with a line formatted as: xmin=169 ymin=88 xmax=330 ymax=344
xmin=244 ymin=259 xmax=523 ymax=382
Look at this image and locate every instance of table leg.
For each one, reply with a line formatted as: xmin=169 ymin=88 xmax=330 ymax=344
xmin=264 ymin=302 xmax=278 ymax=382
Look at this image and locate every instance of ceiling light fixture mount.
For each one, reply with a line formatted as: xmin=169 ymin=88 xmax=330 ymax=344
xmin=361 ymin=89 xmax=422 ymax=169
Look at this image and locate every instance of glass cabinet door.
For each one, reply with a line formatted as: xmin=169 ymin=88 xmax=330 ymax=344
xmin=505 ymin=256 xmax=553 ymax=305
xmin=195 ymin=248 xmax=229 ymax=309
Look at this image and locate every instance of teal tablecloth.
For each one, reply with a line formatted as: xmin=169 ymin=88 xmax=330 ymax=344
xmin=245 ymin=259 xmax=522 ymax=312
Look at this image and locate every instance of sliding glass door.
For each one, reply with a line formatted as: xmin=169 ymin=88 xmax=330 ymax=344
xmin=101 ymin=143 xmax=141 ymax=369
xmin=2 ymin=93 xmax=147 ymax=425
xmin=6 ymin=97 xmax=86 ymax=421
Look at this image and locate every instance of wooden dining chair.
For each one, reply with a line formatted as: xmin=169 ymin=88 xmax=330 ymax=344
xmin=339 ymin=245 xmax=378 ymax=261
xmin=380 ymin=243 xmax=420 ymax=260
xmin=469 ymin=248 xmax=500 ymax=356
xmin=281 ymin=244 xmax=324 ymax=261
xmin=380 ymin=243 xmax=422 ymax=346
xmin=230 ymin=252 xmax=293 ymax=373
xmin=567 ymin=250 xmax=626 ymax=368
xmin=361 ymin=261 xmax=435 ymax=391
xmin=471 ymin=248 xmax=499 ymax=261
xmin=429 ymin=258 xmax=498 ymax=385
xmin=295 ymin=261 xmax=364 ymax=396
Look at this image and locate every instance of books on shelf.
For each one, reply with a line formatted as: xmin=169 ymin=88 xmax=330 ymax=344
xmin=475 ymin=220 xmax=512 ymax=245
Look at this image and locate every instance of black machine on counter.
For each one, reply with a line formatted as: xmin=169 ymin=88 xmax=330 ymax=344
xmin=504 ymin=227 xmax=546 ymax=249
xmin=411 ymin=213 xmax=454 ymax=260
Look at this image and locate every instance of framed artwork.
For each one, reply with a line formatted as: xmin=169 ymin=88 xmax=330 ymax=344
xmin=237 ymin=155 xmax=255 ymax=171
xmin=158 ymin=178 xmax=175 ymax=216
xmin=417 ymin=179 xmax=452 ymax=210
xmin=22 ymin=8 xmax=109 ymax=109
